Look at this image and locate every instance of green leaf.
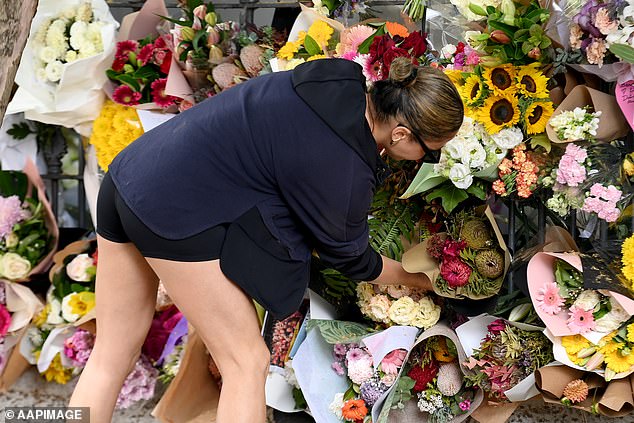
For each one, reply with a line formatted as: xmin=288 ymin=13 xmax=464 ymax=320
xmin=609 ymin=43 xmax=634 ymax=63
xmin=530 ymin=133 xmax=551 ymax=152
xmin=486 ymin=5 xmax=496 ymax=14
xmin=305 ymin=319 xmax=372 ymax=344
xmin=133 ymin=66 xmax=159 ymax=81
xmin=400 ymin=164 xmax=446 ymax=198
xmin=488 ymin=20 xmax=516 ymax=37
xmin=343 ymin=385 xmax=357 ymax=401
xmin=114 ymin=74 xmax=141 ymax=91
xmin=540 ymin=38 xmax=552 ymax=48
xmin=322 ymin=0 xmax=337 ymax=12
xmin=303 ymin=34 xmax=322 ymax=56
xmin=425 ymin=183 xmax=470 ymax=214
xmin=358 ymin=25 xmax=385 ymax=54
xmin=157 ymin=13 xmax=193 ymax=27
xmin=529 ymin=23 xmax=542 ymax=36
xmin=467 ymin=182 xmax=487 ymax=200
xmin=0 ymin=171 xmax=28 ymax=199
xmin=292 ymin=387 xmax=307 ymax=410
xmin=192 ymin=29 xmax=207 ymax=52
xmin=7 ymin=122 xmax=33 ymax=140
xmin=468 ymin=3 xmax=488 ymax=16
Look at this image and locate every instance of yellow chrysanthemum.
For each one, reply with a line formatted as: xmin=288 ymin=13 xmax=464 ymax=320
xmin=42 ymin=353 xmax=73 ymax=384
xmin=89 ymin=101 xmax=143 ymax=171
xmin=599 ymin=339 xmax=624 ymax=355
xmin=562 ymin=335 xmax=591 ymax=355
xmin=296 ymin=31 xmax=307 ymax=45
xmin=307 ymin=20 xmax=334 ymax=47
xmin=604 ymin=349 xmax=634 ymax=374
xmin=33 ymin=304 xmax=49 ymax=328
xmin=524 ymin=101 xmax=554 ymax=134
xmin=483 ymin=65 xmax=517 ymax=96
xmin=627 ymin=323 xmax=634 ymax=343
xmin=477 ymin=93 xmax=521 ymax=134
xmin=460 ymin=74 xmax=486 ymax=107
xmin=444 ymin=69 xmax=465 ymax=87
xmin=517 ymin=65 xmax=549 ymax=98
xmin=622 ymin=235 xmax=634 ymax=286
xmin=307 ymin=54 xmax=327 ymax=62
xmin=68 ymin=292 xmax=96 ymax=316
xmin=277 ymin=40 xmax=300 ymax=60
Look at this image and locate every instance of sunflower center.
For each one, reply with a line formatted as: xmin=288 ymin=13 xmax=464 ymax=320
xmin=529 ymin=105 xmax=543 ymax=124
xmin=489 ymin=99 xmax=515 ymax=125
xmin=521 ymin=75 xmax=537 ymax=93
xmin=492 ymin=68 xmax=512 ymax=90
xmin=470 ymin=83 xmax=480 ymax=100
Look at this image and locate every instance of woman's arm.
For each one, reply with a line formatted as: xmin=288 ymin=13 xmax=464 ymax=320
xmin=369 ymin=255 xmax=433 ymax=291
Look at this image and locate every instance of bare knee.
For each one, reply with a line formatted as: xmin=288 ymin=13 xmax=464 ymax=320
xmin=90 ymin=339 xmax=143 ymax=375
xmin=214 ymin=342 xmax=270 ymax=380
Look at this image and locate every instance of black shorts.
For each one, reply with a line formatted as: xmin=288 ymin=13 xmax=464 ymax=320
xmin=96 ymin=172 xmax=228 ymax=262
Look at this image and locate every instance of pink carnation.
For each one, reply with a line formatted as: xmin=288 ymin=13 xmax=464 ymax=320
xmin=567 ymin=306 xmax=595 ymax=334
xmin=0 ymin=195 xmax=29 ymax=240
xmin=598 ymin=206 xmax=621 ymax=222
xmin=63 ymin=328 xmax=95 ymax=367
xmin=116 ymin=355 xmax=159 ymax=409
xmin=556 ymin=156 xmax=586 ymax=187
xmin=0 ymin=304 xmax=11 ymax=337
xmin=565 ymin=144 xmax=588 ymax=163
xmin=380 ymin=349 xmax=406 ymax=375
xmin=603 ymin=185 xmax=622 ymax=203
xmin=465 ymin=51 xmax=480 ymax=66
xmin=595 ymin=8 xmax=618 ymax=35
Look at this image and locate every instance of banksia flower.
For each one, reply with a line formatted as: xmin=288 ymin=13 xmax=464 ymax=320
xmin=436 ymin=362 xmax=463 ymax=396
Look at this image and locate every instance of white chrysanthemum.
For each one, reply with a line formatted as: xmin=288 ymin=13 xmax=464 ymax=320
xmin=63 ymin=6 xmax=78 ymax=20
xmin=36 ymin=67 xmax=48 ymax=81
xmin=65 ymin=50 xmax=78 ymax=62
xmin=45 ymin=60 xmax=64 ymax=82
xmin=35 ymin=19 xmax=52 ymax=45
xmin=39 ymin=46 xmax=59 ymax=63
xmin=86 ymin=22 xmax=104 ymax=45
xmin=328 ymin=393 xmax=345 ymax=419
xmin=76 ymin=2 xmax=93 ymax=22
xmin=70 ymin=21 xmax=88 ymax=38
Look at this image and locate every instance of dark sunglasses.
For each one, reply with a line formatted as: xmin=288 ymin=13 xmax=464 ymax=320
xmin=397 ymin=125 xmax=441 ymax=164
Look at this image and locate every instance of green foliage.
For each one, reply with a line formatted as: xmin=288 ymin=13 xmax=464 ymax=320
xmin=320 ymin=268 xmax=357 ymax=302
xmin=304 ymin=34 xmax=322 ymax=56
xmin=7 ymin=123 xmax=33 ymax=140
xmin=306 ymin=319 xmax=373 ymax=344
xmin=425 ymin=183 xmax=470 ymax=215
xmin=292 ymin=387 xmax=308 ymax=410
xmin=610 ymin=43 xmax=634 ymax=63
xmin=358 ymin=25 xmax=385 ymax=54
xmin=369 ymin=198 xmax=417 ymax=261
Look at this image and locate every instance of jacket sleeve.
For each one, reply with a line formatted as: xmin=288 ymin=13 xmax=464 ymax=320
xmin=275 ymin=146 xmax=383 ymax=281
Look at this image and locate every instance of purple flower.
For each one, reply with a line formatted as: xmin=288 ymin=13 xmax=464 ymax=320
xmin=360 ymin=379 xmax=387 ymax=407
xmin=115 ymin=355 xmax=159 ymax=409
xmin=574 ymin=0 xmax=604 ymax=38
xmin=459 ymin=399 xmax=472 ymax=411
xmin=333 ymin=343 xmax=347 ymax=359
xmin=0 ymin=196 xmax=29 ymax=240
xmin=63 ymin=329 xmax=95 ymax=367
xmin=331 ymin=361 xmax=345 ymax=376
xmin=346 ymin=347 xmax=367 ymax=362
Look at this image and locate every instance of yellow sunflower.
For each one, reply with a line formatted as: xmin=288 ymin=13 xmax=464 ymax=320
xmin=517 ymin=65 xmax=549 ymax=98
xmin=604 ymin=349 xmax=634 ymax=374
xmin=483 ymin=65 xmax=517 ymax=96
xmin=477 ymin=93 xmax=521 ymax=134
xmin=444 ymin=69 xmax=465 ymax=87
xmin=460 ymin=74 xmax=486 ymax=107
xmin=524 ymin=101 xmax=554 ymax=134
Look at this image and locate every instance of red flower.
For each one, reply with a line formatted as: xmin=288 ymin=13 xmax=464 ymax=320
xmin=111 ymin=57 xmax=127 ymax=72
xmin=151 ymin=78 xmax=178 ymax=108
xmin=91 ymin=249 xmax=98 ymax=266
xmin=442 ymin=238 xmax=467 ymax=258
xmin=137 ymin=43 xmax=154 ymax=66
xmin=440 ymin=257 xmax=472 ymax=288
xmin=401 ymin=31 xmax=427 ymax=57
xmin=383 ymin=47 xmax=411 ymax=74
xmin=456 ymin=42 xmax=465 ymax=54
xmin=112 ymin=85 xmax=142 ymax=106
xmin=407 ymin=360 xmax=438 ymax=392
xmin=426 ymin=234 xmax=446 ymax=260
xmin=487 ymin=319 xmax=507 ymax=335
xmin=156 ymin=50 xmax=172 ymax=75
xmin=369 ymin=35 xmax=396 ymax=63
xmin=115 ymin=40 xmax=139 ymax=60
xmin=142 ymin=305 xmax=183 ymax=361
xmin=154 ymin=36 xmax=167 ymax=49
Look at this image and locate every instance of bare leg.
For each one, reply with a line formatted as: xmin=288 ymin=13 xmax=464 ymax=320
xmin=146 ymin=258 xmax=269 ymax=423
xmin=69 ymin=236 xmax=159 ymax=423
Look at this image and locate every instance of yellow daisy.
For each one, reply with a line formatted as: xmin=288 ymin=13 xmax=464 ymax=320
xmin=517 ymin=65 xmax=549 ymax=98
xmin=460 ymin=74 xmax=487 ymax=107
xmin=296 ymin=31 xmax=307 ymax=46
xmin=477 ymin=93 xmax=521 ymax=134
xmin=483 ymin=65 xmax=517 ymax=96
xmin=524 ymin=101 xmax=554 ymax=134
xmin=277 ymin=40 xmax=299 ymax=60
xmin=604 ymin=349 xmax=634 ymax=374
xmin=562 ymin=335 xmax=591 ymax=355
xmin=307 ymin=20 xmax=334 ymax=47
xmin=622 ymin=235 xmax=634 ymax=286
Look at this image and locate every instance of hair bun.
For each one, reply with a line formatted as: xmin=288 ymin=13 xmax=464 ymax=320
xmin=388 ymin=57 xmax=418 ymax=88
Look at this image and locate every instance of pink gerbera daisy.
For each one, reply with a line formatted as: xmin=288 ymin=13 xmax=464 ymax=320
xmin=340 ymin=25 xmax=375 ymax=55
xmin=567 ymin=306 xmax=595 ymax=334
xmin=354 ymin=54 xmax=381 ymax=82
xmin=380 ymin=349 xmax=406 ymax=375
xmin=112 ymin=85 xmax=142 ymax=106
xmin=150 ymin=78 xmax=178 ymax=108
xmin=535 ymin=282 xmax=565 ymax=315
xmin=137 ymin=43 xmax=154 ymax=66
xmin=115 ymin=40 xmax=139 ymax=60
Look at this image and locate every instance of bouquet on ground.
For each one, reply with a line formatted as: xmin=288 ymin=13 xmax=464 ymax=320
xmin=106 ymin=36 xmax=179 ymax=109
xmin=379 ymin=324 xmax=483 ymax=423
xmin=457 ymin=315 xmax=554 ymax=403
xmin=275 ymin=18 xmax=341 ymax=71
xmin=356 ymin=282 xmax=441 ymax=329
xmin=403 ymin=206 xmax=510 ymax=300
xmin=528 ymin=253 xmax=633 ymax=337
xmin=0 ymin=161 xmax=58 ymax=282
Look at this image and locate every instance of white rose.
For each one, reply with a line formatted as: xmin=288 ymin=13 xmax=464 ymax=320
xmin=39 ymin=46 xmax=59 ymax=63
xmin=444 ymin=139 xmax=465 ymax=161
xmin=449 ymin=163 xmax=474 ymax=189
xmin=46 ymin=297 xmax=64 ymax=325
xmin=328 ymin=393 xmax=345 ymax=419
xmin=573 ymin=290 xmax=601 ymax=311
xmin=491 ymin=126 xmax=523 ymax=149
xmin=45 ymin=61 xmax=64 ymax=82
xmin=66 ymin=254 xmax=94 ymax=282
xmin=388 ymin=297 xmax=419 ymax=326
xmin=61 ymin=293 xmax=81 ymax=323
xmin=441 ymin=44 xmax=457 ymax=59
xmin=0 ymin=253 xmax=31 ymax=280
xmin=411 ymin=297 xmax=441 ymax=329
xmin=366 ymin=294 xmax=391 ymax=323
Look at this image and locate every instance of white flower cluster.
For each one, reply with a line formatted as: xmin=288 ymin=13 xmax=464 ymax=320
xmin=605 ymin=0 xmax=634 ymax=47
xmin=417 ymin=391 xmax=444 ymax=413
xmin=434 ymin=117 xmax=522 ymax=189
xmin=449 ymin=0 xmax=502 ymax=21
xmin=33 ymin=2 xmax=104 ymax=83
xmin=356 ymin=282 xmax=441 ymax=329
xmin=548 ymin=107 xmax=602 ymax=142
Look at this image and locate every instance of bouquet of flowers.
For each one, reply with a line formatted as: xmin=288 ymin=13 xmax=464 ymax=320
xmin=380 ymin=324 xmax=482 ymax=423
xmin=356 ymin=282 xmax=441 ymax=329
xmin=106 ymin=36 xmax=178 ymax=109
xmin=276 ymin=19 xmax=340 ymax=70
xmin=457 ymin=0 xmax=553 ymax=65
xmin=0 ymin=162 xmax=58 ymax=282
xmin=491 ymin=143 xmax=542 ymax=199
xmin=402 ymin=206 xmax=510 ymax=300
xmin=528 ymin=253 xmax=632 ymax=337
xmin=548 ymin=107 xmax=601 ymax=142
xmin=402 ymin=116 xmax=522 ymax=213
xmin=142 ymin=304 xmax=188 ymax=382
xmin=439 ymin=42 xmax=482 ymax=72
xmin=458 ymin=316 xmax=554 ymax=403
xmin=553 ymin=318 xmax=634 ymax=381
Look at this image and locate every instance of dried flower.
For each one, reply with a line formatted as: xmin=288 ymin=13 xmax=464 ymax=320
xmin=562 ymin=379 xmax=589 ymax=404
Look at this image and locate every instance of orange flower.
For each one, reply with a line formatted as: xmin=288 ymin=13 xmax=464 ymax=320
xmin=385 ymin=22 xmax=409 ymax=38
xmin=342 ymin=399 xmax=368 ymax=421
xmin=493 ymin=179 xmax=507 ymax=195
xmin=433 ymin=337 xmax=456 ymax=362
xmin=498 ymin=158 xmax=513 ymax=176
